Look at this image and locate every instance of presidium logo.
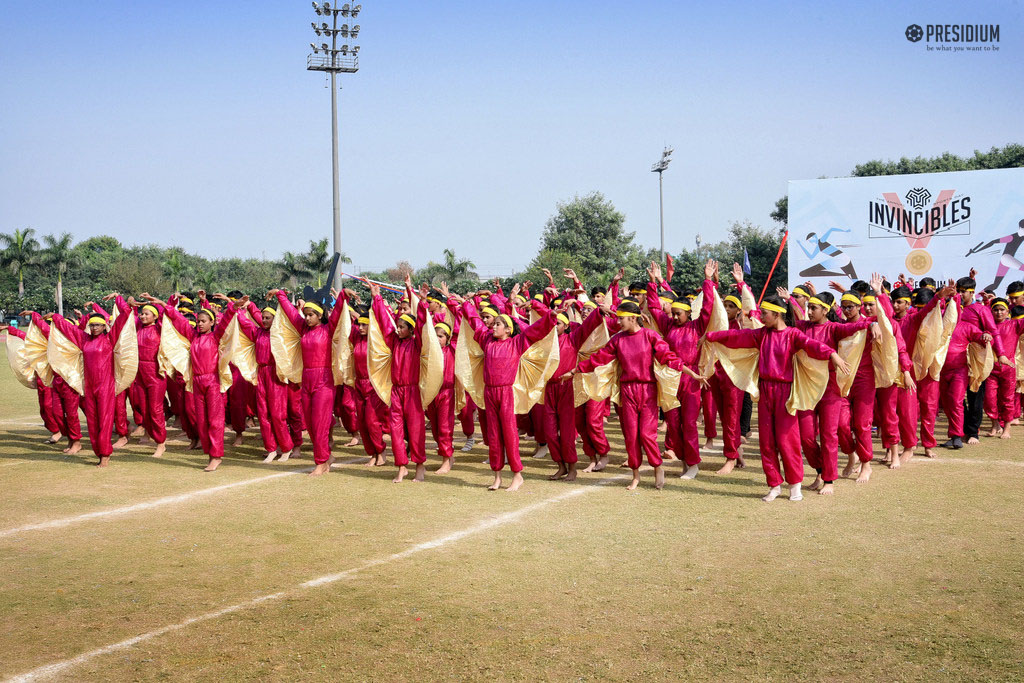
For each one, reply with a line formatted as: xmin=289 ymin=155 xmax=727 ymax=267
xmin=905 ymin=23 xmax=1001 ymax=52
xmin=868 ymin=187 xmax=973 ymax=275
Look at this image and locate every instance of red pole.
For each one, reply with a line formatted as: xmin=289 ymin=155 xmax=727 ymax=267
xmin=757 ymin=230 xmax=789 ymax=305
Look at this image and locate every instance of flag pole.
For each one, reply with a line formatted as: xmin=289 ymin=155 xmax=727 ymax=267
xmin=757 ymin=231 xmax=789 ymax=305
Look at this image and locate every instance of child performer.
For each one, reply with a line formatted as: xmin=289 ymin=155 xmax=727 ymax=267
xmin=646 ymin=259 xmax=716 ymax=479
xmin=571 ymin=299 xmax=688 ymax=491
xmin=41 ymin=293 xmax=136 ymax=467
xmin=6 ymin=319 xmax=63 ymax=445
xmin=271 ymin=288 xmax=345 ymax=476
xmin=429 ymin=317 xmax=457 ymax=473
xmin=345 ymin=302 xmax=389 ymax=466
xmin=984 ymin=297 xmax=1024 ymax=438
xmin=153 ymin=292 xmax=232 ymax=471
xmin=127 ymin=295 xmax=168 ymax=457
xmin=707 ymin=295 xmax=848 ymax=501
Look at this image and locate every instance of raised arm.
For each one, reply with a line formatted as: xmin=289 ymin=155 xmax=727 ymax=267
xmin=705 ymin=327 xmax=760 ymax=349
xmin=413 ymin=297 xmax=428 ymax=351
xmin=109 ymin=295 xmax=132 ymax=339
xmin=48 ymin=313 xmax=87 ymax=349
xmin=275 ymin=290 xmax=304 ymax=330
xmin=567 ymin=305 xmax=605 ymax=349
xmin=645 ymin=280 xmax=671 ymax=335
xmin=461 ymin=301 xmax=491 ymax=347
xmin=29 ymin=311 xmax=51 ymax=337
xmin=519 ymin=308 xmax=557 ymax=347
xmin=371 ymin=294 xmax=398 ymax=349
xmin=212 ymin=302 xmax=235 ymax=341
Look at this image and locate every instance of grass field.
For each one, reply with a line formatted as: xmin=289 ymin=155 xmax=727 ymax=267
xmin=2 ymin=347 xmax=1024 ymax=681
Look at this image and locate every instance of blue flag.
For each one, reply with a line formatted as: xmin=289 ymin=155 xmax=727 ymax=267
xmin=742 ymin=247 xmax=751 ymax=275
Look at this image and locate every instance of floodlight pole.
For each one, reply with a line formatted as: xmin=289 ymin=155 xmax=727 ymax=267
xmin=330 ymin=70 xmax=341 ymax=289
xmin=651 ymin=146 xmax=672 ymax=262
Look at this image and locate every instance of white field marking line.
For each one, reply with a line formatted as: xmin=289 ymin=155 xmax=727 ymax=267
xmin=914 ymin=457 xmax=1024 ymax=468
xmin=0 ymin=457 xmax=366 ymax=539
xmin=5 ymin=472 xmax=629 ymax=683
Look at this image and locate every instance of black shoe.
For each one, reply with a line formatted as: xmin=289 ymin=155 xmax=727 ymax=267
xmin=942 ymin=437 xmax=964 ymax=449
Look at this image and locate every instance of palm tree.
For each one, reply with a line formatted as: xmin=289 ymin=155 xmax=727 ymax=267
xmin=303 ymin=239 xmax=331 ymax=288
xmin=0 ymin=227 xmax=40 ymax=297
xmin=195 ymin=270 xmax=218 ymax=294
xmin=165 ymin=250 xmax=191 ymax=293
xmin=278 ymin=251 xmax=310 ymax=290
xmin=41 ymin=232 xmax=76 ymax=315
xmin=439 ymin=248 xmax=476 ymax=280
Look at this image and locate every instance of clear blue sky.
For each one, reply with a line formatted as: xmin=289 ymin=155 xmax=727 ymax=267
xmin=2 ymin=1 xmax=1020 ymax=277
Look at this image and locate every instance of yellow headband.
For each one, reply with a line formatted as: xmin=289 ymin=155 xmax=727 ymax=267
xmin=262 ymin=307 xmax=276 ymax=316
xmin=658 ymin=296 xmax=672 ymax=304
xmin=671 ymin=301 xmax=691 ymax=311
xmin=200 ymin=308 xmax=216 ymax=320
xmin=496 ymin=314 xmax=514 ymax=329
xmin=686 ymin=294 xmax=696 ymax=300
xmin=841 ymin=293 xmax=861 ymax=306
xmin=808 ymin=296 xmax=828 ymax=308
xmin=616 ymin=309 xmax=641 ymax=318
xmin=434 ymin=321 xmax=452 ymax=336
xmin=87 ymin=315 xmax=107 ymax=325
xmin=1014 ymin=313 xmax=1024 ymax=320
xmin=724 ymin=295 xmax=741 ymax=308
xmin=792 ymin=286 xmax=810 ymax=298
xmin=357 ymin=316 xmax=369 ymax=325
xmin=629 ymin=288 xmax=645 ymax=295
xmin=556 ymin=313 xmax=570 ymax=325
xmin=303 ymin=302 xmax=324 ymax=315
xmin=179 ymin=296 xmax=194 ymax=304
xmin=992 ymin=301 xmax=1009 ymax=311
xmin=583 ymin=301 xmax=597 ymax=309
xmin=897 ymin=296 xmax=912 ymax=303
xmin=1008 ymin=289 xmax=1024 ymax=297
xmin=399 ymin=313 xmax=416 ymax=328
xmin=141 ymin=304 xmax=159 ymax=316
xmin=514 ymin=294 xmax=526 ymax=304
xmin=188 ymin=319 xmax=196 ymax=327
xmin=760 ymin=301 xmax=787 ymax=314
xmin=862 ymin=294 xmax=877 ymax=303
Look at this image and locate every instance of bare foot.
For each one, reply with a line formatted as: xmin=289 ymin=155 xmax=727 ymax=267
xmin=66 ymin=440 xmax=82 ymax=455
xmin=204 ymin=458 xmax=221 ymax=472
xmin=654 ymin=465 xmax=665 ymax=490
xmin=152 ymin=442 xmax=166 ymax=458
xmin=188 ymin=439 xmax=201 ymax=451
xmin=807 ymin=475 xmax=823 ymax=491
xmin=436 ymin=457 xmax=452 ymax=474
xmin=663 ymin=449 xmax=678 ymax=461
xmin=488 ymin=473 xmax=502 ymax=490
xmin=506 ymin=471 xmax=524 ymax=492
xmin=856 ymin=461 xmax=872 ymax=483
xmin=374 ymin=454 xmax=388 ymax=466
xmin=715 ymin=459 xmax=737 ymax=475
xmin=1000 ymin=425 xmax=1012 ymax=440
xmin=112 ymin=436 xmax=129 ymax=450
xmin=819 ymin=482 xmax=835 ymax=496
xmin=548 ymin=463 xmax=568 ymax=480
xmin=841 ymin=459 xmax=859 ymax=479
xmin=986 ymin=426 xmax=1001 ymax=437
xmin=899 ymin=448 xmax=915 ymax=465
xmin=97 ymin=455 xmax=110 ymax=467
xmin=582 ymin=460 xmax=596 ymax=473
xmin=619 ymin=459 xmax=630 ymax=468
xmin=130 ymin=425 xmax=146 ymax=437
xmin=277 ymin=449 xmax=291 ymax=462
xmin=309 ymin=462 xmax=330 ymax=476
xmin=138 ymin=435 xmax=151 ymax=446
xmin=46 ymin=433 xmax=62 ymax=444
xmin=924 ymin=447 xmax=937 ymax=458
xmin=564 ymin=463 xmax=578 ymax=482
xmin=594 ymin=454 xmax=609 ymax=471
xmin=889 ymin=456 xmax=900 ymax=470
xmin=393 ymin=465 xmax=408 ymax=483
xmin=232 ymin=434 xmax=244 ymax=447
xmin=413 ymin=463 xmax=426 ymax=481
xmin=344 ymin=436 xmax=359 ymax=447
xmin=703 ymin=438 xmax=714 ymax=449
xmin=263 ymin=450 xmax=278 ymax=463
xmin=626 ymin=469 xmax=640 ymax=490
xmin=966 ymin=436 xmax=980 ymax=445
xmin=740 ymin=435 xmax=749 ymax=444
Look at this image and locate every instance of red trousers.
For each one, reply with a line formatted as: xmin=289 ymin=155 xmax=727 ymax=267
xmin=129 ymin=382 xmax=145 ymax=427
xmin=255 ymin=365 xmax=292 ymax=453
xmin=896 ymin=386 xmax=919 ymax=449
xmin=135 ymin=359 xmax=167 ymax=443
xmin=985 ymin=363 xmax=1017 ymax=426
xmin=758 ymin=379 xmax=803 ymax=487
xmin=664 ymin=375 xmax=702 ymax=466
xmin=427 ymin=385 xmax=455 ymax=459
xmin=708 ymin=371 xmax=743 ymax=460
xmin=227 ymin=369 xmax=249 ymax=435
xmin=799 ymin=391 xmax=842 ymax=483
xmin=701 ymin=387 xmax=718 ymax=440
xmin=301 ymin=367 xmax=335 ymax=465
xmin=874 ymin=384 xmax=900 ymax=449
xmin=478 ymin=406 xmax=490 ymax=446
xmin=388 ymin=383 xmax=426 ymax=467
xmin=287 ymin=382 xmax=305 ymax=449
xmin=82 ymin=377 xmax=116 ymax=457
xmin=484 ymin=384 xmax=523 ymax=472
xmin=542 ymin=379 xmax=578 ymax=464
xmin=576 ymin=399 xmax=610 ymax=458
xmin=459 ymin=399 xmax=475 ymax=438
xmin=840 ymin=374 xmax=875 ymax=463
xmin=916 ymin=376 xmax=939 ymax=448
xmin=36 ymin=384 xmax=62 ymax=434
xmin=335 ymin=385 xmax=360 ymax=435
xmin=114 ymin=391 xmax=130 ymax=438
xmin=618 ymin=381 xmax=663 ymax=470
xmin=939 ymin=366 xmax=968 ymax=438
xmin=192 ymin=372 xmax=225 ymax=458
xmin=354 ymin=378 xmax=387 ymax=456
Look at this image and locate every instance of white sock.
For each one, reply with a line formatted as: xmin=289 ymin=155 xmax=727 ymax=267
xmin=532 ymin=444 xmax=549 ymax=459
xmin=789 ymin=482 xmax=802 ymax=501
xmin=680 ymin=464 xmax=699 ymax=480
xmin=761 ymin=485 xmax=782 ymax=502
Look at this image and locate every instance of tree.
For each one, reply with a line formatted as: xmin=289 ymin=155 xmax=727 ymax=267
xmin=417 ymin=248 xmax=478 ymax=284
xmin=194 ymin=269 xmax=218 ymax=294
xmin=516 ymin=249 xmax=583 ymax=294
xmin=539 ymin=192 xmax=643 ymax=285
xmin=41 ymin=232 xmax=77 ymax=315
xmin=301 ymin=239 xmax=350 ymax=289
xmin=165 ymin=249 xmax=191 ymax=292
xmin=107 ymin=258 xmax=166 ymax=295
xmin=386 ymin=260 xmax=414 ymax=283
xmin=278 ymin=251 xmax=309 ymax=290
xmin=0 ymin=228 xmax=40 ymax=297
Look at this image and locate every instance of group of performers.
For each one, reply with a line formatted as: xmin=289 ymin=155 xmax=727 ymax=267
xmin=6 ymin=258 xmax=1024 ymax=501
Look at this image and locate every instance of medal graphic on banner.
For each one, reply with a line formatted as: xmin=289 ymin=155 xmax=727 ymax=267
xmin=881 ymin=188 xmax=956 ymax=275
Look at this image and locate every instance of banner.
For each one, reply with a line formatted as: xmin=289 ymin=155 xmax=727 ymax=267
xmin=788 ymin=167 xmax=1024 ymax=293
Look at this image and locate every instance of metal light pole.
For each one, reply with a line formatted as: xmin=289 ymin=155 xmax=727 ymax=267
xmin=308 ymin=2 xmax=362 ymax=290
xmin=651 ymin=146 xmax=673 ymax=261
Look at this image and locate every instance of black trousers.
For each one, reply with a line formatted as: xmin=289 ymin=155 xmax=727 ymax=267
xmin=740 ymin=392 xmax=753 ymax=436
xmin=964 ymin=381 xmax=986 ymax=439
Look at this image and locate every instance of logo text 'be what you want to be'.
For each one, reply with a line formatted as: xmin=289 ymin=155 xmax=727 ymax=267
xmin=905 ymin=23 xmax=1001 ymax=52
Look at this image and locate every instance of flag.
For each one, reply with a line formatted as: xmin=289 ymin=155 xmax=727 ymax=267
xmin=742 ymin=248 xmax=751 ymax=275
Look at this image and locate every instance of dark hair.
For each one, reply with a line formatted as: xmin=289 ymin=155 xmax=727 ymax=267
xmin=882 ymin=280 xmax=892 ymax=293
xmin=1006 ymin=280 xmax=1024 ymax=295
xmin=913 ymin=287 xmax=934 ymax=307
xmin=918 ymin=277 xmax=936 ymax=289
xmin=761 ymin=293 xmax=795 ymax=326
xmin=956 ymin=276 xmax=976 ymax=291
xmin=180 ymin=291 xmax=196 ymax=301
xmin=891 ymin=285 xmax=911 ymax=300
xmin=628 ymin=282 xmax=647 ymax=294
xmin=851 ymin=280 xmax=870 ymax=296
xmin=227 ymin=290 xmax=243 ymax=299
xmin=1011 ymin=305 xmax=1024 ymax=319
xmin=617 ymin=299 xmax=643 ymax=318
xmin=590 ymin=285 xmax=607 ymax=298
xmin=991 ymin=297 xmax=1009 ymax=312
xmin=809 ymin=291 xmax=838 ymax=322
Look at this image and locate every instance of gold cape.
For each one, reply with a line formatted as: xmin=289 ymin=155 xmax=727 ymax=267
xmin=47 ymin=320 xmax=85 ymax=395
xmin=269 ymin=304 xmax=304 ymax=385
xmin=331 ymin=305 xmax=355 ymax=387
xmin=967 ymin=341 xmax=994 ymax=393
xmin=697 ymin=288 xmax=729 ymax=380
xmin=158 ymin=316 xmax=193 ymax=391
xmin=219 ymin=316 xmax=258 ymax=386
xmin=25 ymin=322 xmax=54 ymax=387
xmin=740 ymin=286 xmax=764 ymax=330
xmin=366 ymin=307 xmax=445 ymax=408
xmin=110 ymin=305 xmax=139 ymax=396
xmin=578 ymin=334 xmax=681 ymax=412
xmin=6 ymin=329 xmax=37 ymax=389
xmin=1016 ymin=333 xmax=1024 ymax=393
xmin=912 ymin=304 xmax=944 ymax=381
xmin=419 ymin=311 xmax=445 ymax=406
xmin=453 ymin=323 xmax=485 ymax=409
xmin=929 ymin=302 xmax=959 ymax=381
xmin=871 ymin=305 xmax=901 ymax=389
xmin=573 ymin=321 xmax=611 ymax=407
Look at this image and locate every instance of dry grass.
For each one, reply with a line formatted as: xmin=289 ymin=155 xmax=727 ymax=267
xmin=1 ymin=355 xmax=1023 ymax=681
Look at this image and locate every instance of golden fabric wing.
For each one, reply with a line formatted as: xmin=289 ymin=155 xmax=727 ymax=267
xmin=158 ymin=319 xmax=193 ymax=391
xmin=573 ymin=322 xmax=611 ymax=407
xmin=739 ymin=286 xmax=764 ymax=330
xmin=269 ymin=306 xmax=303 ymax=384
xmin=929 ymin=302 xmax=959 ymax=381
xmin=112 ymin=312 xmax=139 ymax=396
xmin=710 ymin=342 xmax=760 ymax=400
xmin=453 ymin=325 xmax=485 ymax=409
xmin=47 ymin=322 xmax=84 ymax=395
xmin=967 ymin=342 xmax=994 ymax=393
xmin=220 ymin=317 xmax=258 ymax=385
xmin=1016 ymin=335 xmax=1024 ymax=392
xmin=580 ymin=358 xmax=621 ymax=406
xmin=513 ymin=326 xmax=560 ymax=414
xmin=419 ymin=310 xmax=445 ymax=407
xmin=698 ymin=289 xmax=729 ymax=379
xmin=787 ymin=350 xmax=829 ymax=415
xmin=454 ymin=382 xmax=467 ymax=413
xmin=912 ymin=305 xmax=943 ymax=381
xmin=652 ymin=361 xmax=682 ymax=411
xmin=5 ymin=330 xmax=36 ymax=389
xmin=331 ymin=304 xmax=355 ymax=387
xmin=871 ymin=307 xmax=901 ymax=389
xmin=25 ymin=323 xmax=54 ymax=387
xmin=216 ymin=332 xmax=234 ymax=393
xmin=835 ymin=330 xmax=867 ymax=397
xmin=367 ymin=307 xmax=394 ymax=407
